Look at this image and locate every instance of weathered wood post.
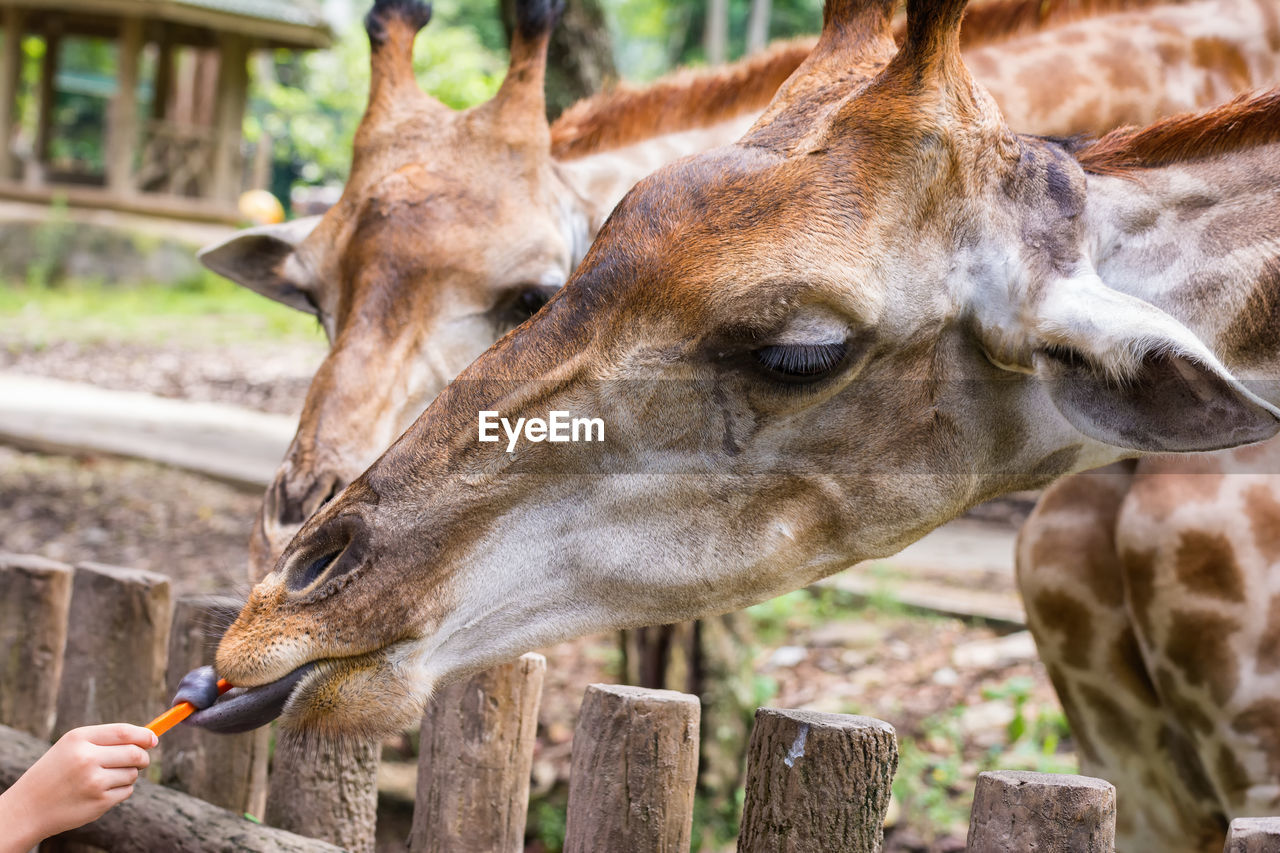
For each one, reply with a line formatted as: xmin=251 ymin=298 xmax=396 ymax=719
xmin=34 ymin=20 xmax=61 ymax=171
xmin=265 ymin=740 xmax=381 ymax=853
xmin=620 ymin=614 xmax=757 ymax=826
xmin=738 ymin=709 xmax=897 ymax=853
xmin=53 ymin=562 xmax=172 ymax=739
xmin=967 ymin=771 xmax=1116 ymax=853
xmin=161 ymin=594 xmax=269 ymax=816
xmin=409 ymin=654 xmax=547 ymax=853
xmin=210 ymin=33 xmax=249 ymax=204
xmin=105 ymin=16 xmax=143 ymax=195
xmin=0 ymin=724 xmax=343 ymax=852
xmin=0 ymin=7 xmax=26 ymax=181
xmin=43 ymin=563 xmax=171 ymax=853
xmin=564 ymin=684 xmax=701 ymax=853
xmin=1225 ymin=817 xmax=1280 ymax=852
xmin=0 ymin=553 xmax=72 ymax=740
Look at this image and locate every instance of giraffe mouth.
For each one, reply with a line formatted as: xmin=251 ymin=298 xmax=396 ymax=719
xmin=183 ymin=663 xmax=318 ymax=734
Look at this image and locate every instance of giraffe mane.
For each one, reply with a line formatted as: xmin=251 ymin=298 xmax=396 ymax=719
xmin=958 ymin=0 xmax=1165 ymax=48
xmin=1078 ymin=87 xmax=1280 ymax=174
xmin=550 ymin=38 xmax=815 ymax=160
xmin=550 ymin=0 xmax=1170 ymax=161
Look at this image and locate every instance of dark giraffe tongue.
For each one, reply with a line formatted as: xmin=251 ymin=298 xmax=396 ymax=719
xmin=178 ymin=663 xmax=316 ymax=734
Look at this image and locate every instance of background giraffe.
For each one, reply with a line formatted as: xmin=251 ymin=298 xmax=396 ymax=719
xmin=1014 ymin=1 xmax=1280 ymax=838
xmin=966 ymin=0 xmax=1280 ymax=134
xmin=1021 ymin=445 xmax=1280 ymax=852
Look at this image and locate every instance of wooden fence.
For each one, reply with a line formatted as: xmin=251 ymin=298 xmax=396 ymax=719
xmin=1 ymin=551 xmax=1276 ymax=853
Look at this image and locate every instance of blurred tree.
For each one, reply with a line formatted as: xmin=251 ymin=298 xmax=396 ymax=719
xmin=704 ymin=0 xmax=729 ymax=63
xmin=604 ymin=0 xmax=821 ymax=78
xmin=746 ymin=0 xmax=773 ymax=53
xmin=500 ymin=0 xmax=617 ymax=120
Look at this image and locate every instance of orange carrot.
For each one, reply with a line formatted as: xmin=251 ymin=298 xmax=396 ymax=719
xmin=145 ymin=678 xmax=232 ymax=737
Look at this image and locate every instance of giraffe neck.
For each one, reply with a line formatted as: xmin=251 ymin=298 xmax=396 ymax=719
xmin=970 ymin=0 xmax=1280 ymax=136
xmin=553 ymin=113 xmax=762 ymax=257
xmin=1084 ymin=141 xmax=1280 ymax=398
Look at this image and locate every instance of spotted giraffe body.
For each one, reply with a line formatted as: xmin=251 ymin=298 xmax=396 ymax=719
xmin=1020 ymin=440 xmax=1280 ymax=852
xmin=969 ymin=0 xmax=1280 ymax=135
xmin=1015 ymin=20 xmax=1280 ymax=839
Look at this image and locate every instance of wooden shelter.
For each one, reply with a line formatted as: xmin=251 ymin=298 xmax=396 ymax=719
xmin=0 ymin=1 xmax=331 ymax=224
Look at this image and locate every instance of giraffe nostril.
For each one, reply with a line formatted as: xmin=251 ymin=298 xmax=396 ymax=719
xmin=284 ymin=514 xmax=368 ymax=594
xmin=297 ymin=549 xmax=341 ymax=590
xmin=270 ymin=472 xmax=345 ymax=529
xmin=316 ymin=479 xmax=340 ymax=509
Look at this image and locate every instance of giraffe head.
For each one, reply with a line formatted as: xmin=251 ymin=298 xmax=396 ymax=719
xmin=212 ymin=0 xmax=1280 ymax=739
xmin=199 ymin=0 xmax=580 ymax=581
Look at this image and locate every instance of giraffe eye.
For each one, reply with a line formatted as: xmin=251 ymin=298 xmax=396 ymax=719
xmin=518 ymin=288 xmax=548 ymax=315
xmin=754 ymin=342 xmax=848 ymax=381
xmin=505 ymin=287 xmax=552 ymax=322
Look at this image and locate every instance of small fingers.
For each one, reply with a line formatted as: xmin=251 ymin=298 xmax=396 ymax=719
xmin=98 ymin=744 xmax=151 ymax=770
xmin=102 ymin=784 xmax=135 ymax=807
xmin=97 ymin=767 xmax=140 ymax=790
xmin=83 ymin=723 xmax=158 ymax=749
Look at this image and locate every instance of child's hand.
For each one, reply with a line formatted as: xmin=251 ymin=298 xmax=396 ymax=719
xmin=0 ymin=724 xmax=158 ymax=852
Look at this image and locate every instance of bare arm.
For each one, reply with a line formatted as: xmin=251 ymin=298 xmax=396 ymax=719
xmin=0 ymin=724 xmax=157 ymax=853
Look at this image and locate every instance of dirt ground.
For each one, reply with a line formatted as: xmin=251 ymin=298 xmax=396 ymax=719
xmin=0 ymin=338 xmax=1072 ymax=852
xmin=0 ymin=339 xmax=321 ymax=416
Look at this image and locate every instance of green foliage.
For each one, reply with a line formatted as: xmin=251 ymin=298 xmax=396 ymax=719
xmin=981 ymin=676 xmax=1073 ymax=768
xmin=0 ymin=271 xmax=323 ymax=346
xmin=692 ymin=786 xmax=745 ymax=851
xmin=745 ymin=588 xmax=809 ymax=644
xmin=745 ymin=580 xmax=913 ymax=645
xmin=246 ymin=0 xmax=507 ymax=191
xmin=862 ymin=563 xmax=911 ymax=617
xmin=893 ymin=709 xmax=971 ymax=840
xmin=24 ymin=198 xmax=73 ymax=290
xmin=526 ymin=797 xmax=568 ymax=852
xmin=892 ymin=677 xmax=1076 ymax=843
xmin=602 ymin=0 xmax=824 ymax=80
xmin=14 ymin=34 xmax=141 ymax=176
xmin=434 ymin=0 xmax=509 ymax=53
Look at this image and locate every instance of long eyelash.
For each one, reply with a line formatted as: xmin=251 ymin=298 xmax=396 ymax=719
xmin=755 ymin=342 xmax=848 ymax=376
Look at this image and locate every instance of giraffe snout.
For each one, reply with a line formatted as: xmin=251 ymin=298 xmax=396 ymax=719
xmin=251 ymin=468 xmax=347 ymax=580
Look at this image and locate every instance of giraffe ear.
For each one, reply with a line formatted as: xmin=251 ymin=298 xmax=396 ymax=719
xmin=197 ymin=216 xmax=323 ymax=315
xmin=1030 ymin=274 xmax=1280 ymax=452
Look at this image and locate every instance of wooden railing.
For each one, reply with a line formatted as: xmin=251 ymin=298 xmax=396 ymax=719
xmin=1 ymin=551 xmax=1275 ymax=852
xmin=134 ymin=119 xmax=219 ymax=199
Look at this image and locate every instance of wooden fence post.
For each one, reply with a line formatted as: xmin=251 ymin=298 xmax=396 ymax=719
xmin=1 ymin=724 xmax=343 ymax=852
xmin=409 ymin=654 xmax=547 ymax=853
xmin=738 ymin=709 xmax=897 ymax=853
xmin=564 ymin=684 xmax=700 ymax=853
xmin=0 ymin=553 xmax=72 ymax=740
xmin=967 ymin=771 xmax=1115 ymax=853
xmin=1225 ymin=817 xmax=1280 ymax=852
xmin=44 ymin=563 xmax=170 ymax=853
xmin=620 ymin=614 xmax=757 ymax=822
xmin=53 ymin=562 xmax=172 ymax=739
xmin=265 ymin=739 xmax=381 ymax=853
xmin=161 ymin=594 xmax=269 ymax=816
